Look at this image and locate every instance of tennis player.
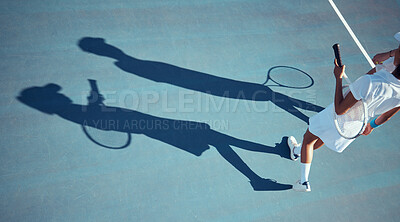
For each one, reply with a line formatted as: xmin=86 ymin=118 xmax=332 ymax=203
xmin=289 ymin=33 xmax=400 ymax=192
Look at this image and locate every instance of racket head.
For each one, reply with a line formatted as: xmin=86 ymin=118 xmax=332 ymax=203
xmin=333 ymin=85 xmax=368 ymax=139
xmin=263 ymin=66 xmax=314 ymax=89
xmin=82 ymin=123 xmax=131 ymax=149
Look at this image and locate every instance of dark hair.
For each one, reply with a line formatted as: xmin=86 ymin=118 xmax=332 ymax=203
xmin=393 ymin=65 xmax=400 ymax=79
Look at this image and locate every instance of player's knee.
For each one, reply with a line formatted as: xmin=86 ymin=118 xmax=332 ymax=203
xmin=302 ymin=131 xmax=314 ymax=148
xmin=302 ymin=132 xmax=310 ymax=142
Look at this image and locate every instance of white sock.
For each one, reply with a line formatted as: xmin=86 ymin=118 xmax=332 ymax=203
xmin=293 ymin=143 xmax=302 ymax=155
xmin=301 ymin=162 xmax=311 ymax=184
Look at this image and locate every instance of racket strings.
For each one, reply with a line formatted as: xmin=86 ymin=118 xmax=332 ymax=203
xmin=335 ymin=87 xmax=367 ymax=138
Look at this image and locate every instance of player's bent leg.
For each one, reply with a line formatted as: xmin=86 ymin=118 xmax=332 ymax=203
xmin=313 ymin=138 xmax=324 ymax=150
xmin=300 ymin=129 xmax=319 ymax=164
xmin=288 ymin=134 xmax=323 ymax=161
xmin=287 ymin=136 xmax=301 ymax=161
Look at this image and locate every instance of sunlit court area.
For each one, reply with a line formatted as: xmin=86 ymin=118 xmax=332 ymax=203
xmin=1 ymin=0 xmax=400 ymax=221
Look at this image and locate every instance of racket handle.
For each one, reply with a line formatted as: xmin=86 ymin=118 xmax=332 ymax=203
xmin=333 ymin=43 xmax=351 ymax=83
xmin=87 ymin=79 xmax=105 ymax=105
xmin=332 ymin=43 xmax=343 ymax=67
xmin=88 ymin=79 xmax=99 ymax=91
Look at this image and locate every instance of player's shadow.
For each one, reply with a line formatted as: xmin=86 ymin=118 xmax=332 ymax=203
xmin=17 ymin=83 xmax=293 ymax=191
xmin=78 ymin=37 xmax=324 ymax=123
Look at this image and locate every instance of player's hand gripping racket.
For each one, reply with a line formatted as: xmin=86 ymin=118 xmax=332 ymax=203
xmin=332 ymin=44 xmax=368 ymax=139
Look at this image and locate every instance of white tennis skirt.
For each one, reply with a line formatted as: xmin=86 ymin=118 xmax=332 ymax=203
xmin=309 ymin=103 xmax=355 ymax=153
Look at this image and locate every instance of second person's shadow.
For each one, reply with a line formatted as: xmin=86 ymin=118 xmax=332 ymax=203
xmin=78 ymin=37 xmax=324 ymax=123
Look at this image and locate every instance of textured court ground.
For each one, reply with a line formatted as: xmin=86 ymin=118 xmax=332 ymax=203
xmin=1 ymin=0 xmax=400 ymax=221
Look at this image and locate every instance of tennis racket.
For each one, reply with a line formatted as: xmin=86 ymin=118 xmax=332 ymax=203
xmin=332 ymin=43 xmax=368 ymax=139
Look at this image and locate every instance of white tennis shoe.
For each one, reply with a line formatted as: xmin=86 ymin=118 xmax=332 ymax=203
xmin=287 ymin=136 xmax=301 ymax=161
xmin=293 ymin=180 xmax=311 ymax=192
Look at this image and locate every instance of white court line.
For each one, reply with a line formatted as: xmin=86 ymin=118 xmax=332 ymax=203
xmin=329 ymin=0 xmax=376 ymax=68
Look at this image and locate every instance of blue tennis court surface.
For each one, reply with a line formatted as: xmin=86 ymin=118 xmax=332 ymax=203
xmin=1 ymin=0 xmax=400 ymax=221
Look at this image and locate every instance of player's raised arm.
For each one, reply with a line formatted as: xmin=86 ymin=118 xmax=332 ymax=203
xmin=333 ymin=60 xmax=358 ymax=115
xmin=372 ymin=50 xmax=396 ymax=65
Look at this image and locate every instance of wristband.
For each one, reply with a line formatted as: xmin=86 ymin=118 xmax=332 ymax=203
xmin=370 ymin=117 xmax=381 ymax=128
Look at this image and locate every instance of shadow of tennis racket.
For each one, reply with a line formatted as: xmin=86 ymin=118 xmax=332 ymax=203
xmin=262 ymin=66 xmax=314 ymax=89
xmin=82 ymin=79 xmax=131 ymax=149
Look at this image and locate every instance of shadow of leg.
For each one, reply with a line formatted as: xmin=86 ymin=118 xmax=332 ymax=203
xmin=214 ymin=143 xmax=292 ymax=191
xmin=250 ymin=178 xmax=292 ymax=191
xmin=226 ymin=136 xmax=291 ymax=160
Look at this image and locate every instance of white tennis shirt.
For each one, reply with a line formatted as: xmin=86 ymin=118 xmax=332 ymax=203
xmin=309 ymin=69 xmax=400 ymax=153
xmin=376 ymin=57 xmax=396 ymax=73
xmin=350 ymin=69 xmax=400 ymax=118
